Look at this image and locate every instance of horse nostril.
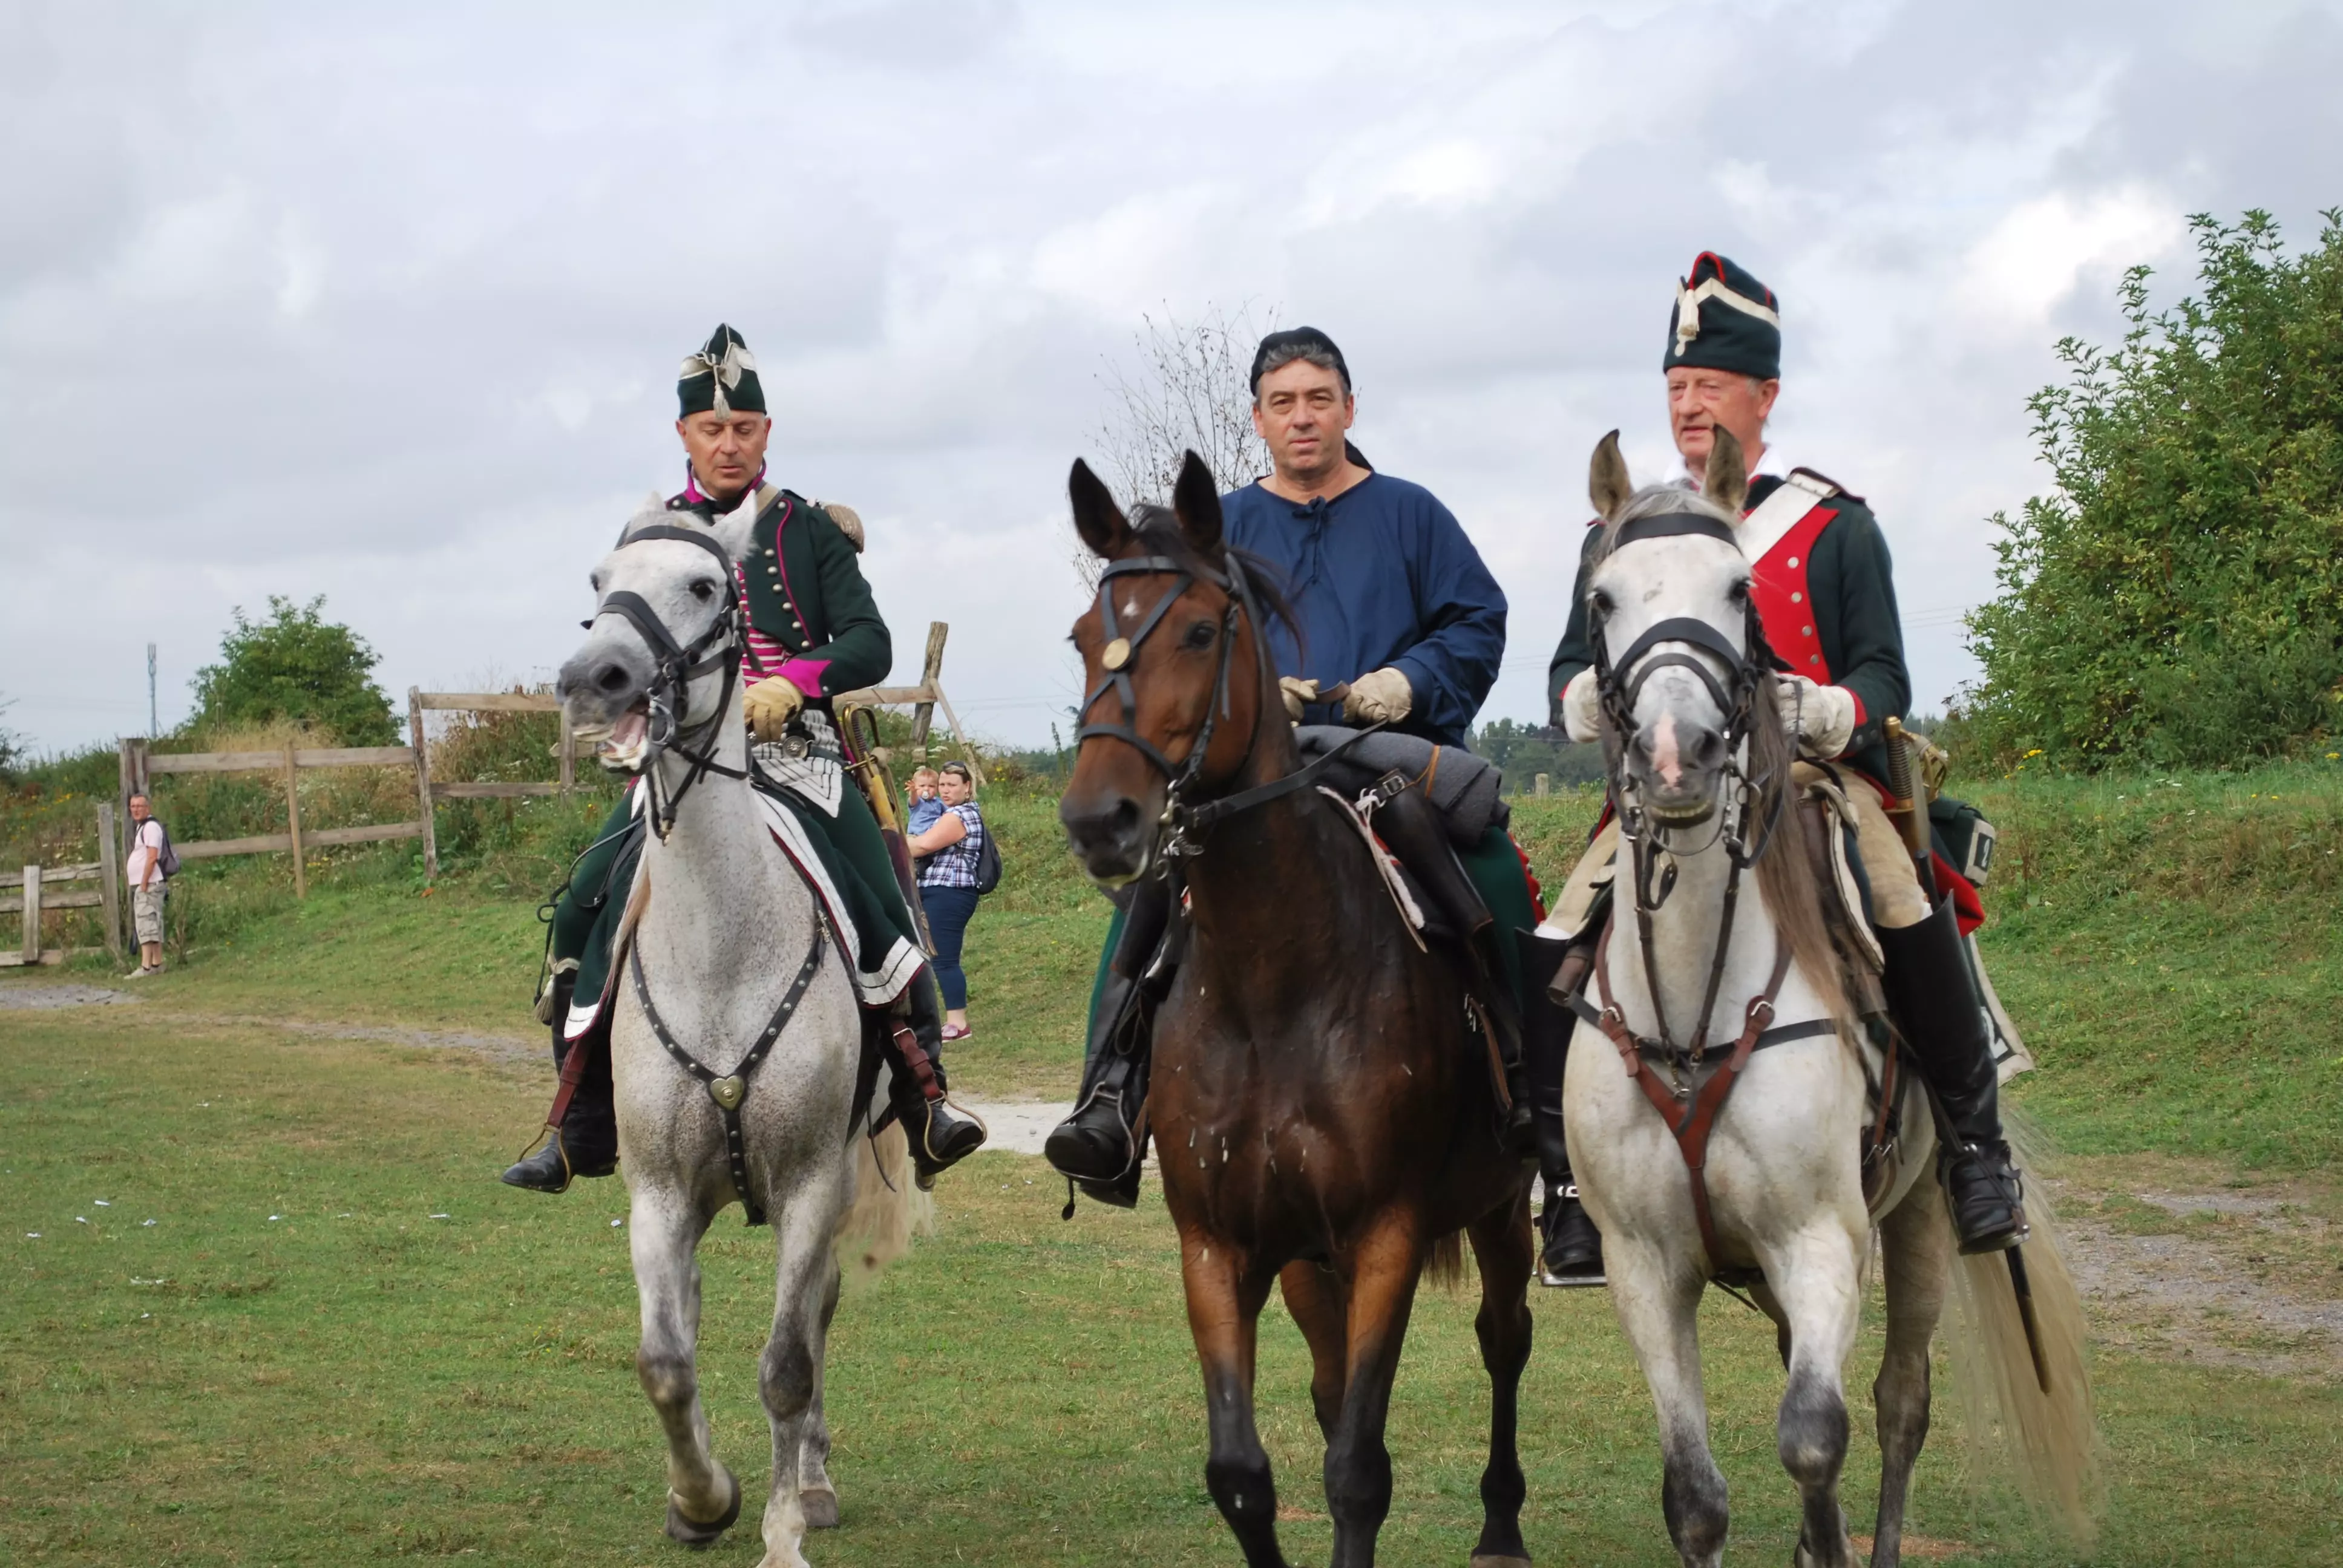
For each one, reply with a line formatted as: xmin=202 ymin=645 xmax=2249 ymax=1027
xmin=597 ymin=664 xmax=630 ymax=693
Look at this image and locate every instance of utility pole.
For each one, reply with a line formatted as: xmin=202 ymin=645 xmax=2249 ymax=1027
xmin=146 ymin=643 xmax=158 ymax=739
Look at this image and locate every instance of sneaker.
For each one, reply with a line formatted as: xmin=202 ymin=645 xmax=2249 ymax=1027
xmin=122 ymin=966 xmax=155 ymax=981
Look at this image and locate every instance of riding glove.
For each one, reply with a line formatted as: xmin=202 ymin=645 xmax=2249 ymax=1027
xmin=743 ymin=675 xmax=807 ymax=740
xmin=1279 ymin=676 xmax=1320 ymax=722
xmin=1773 ymin=675 xmax=1857 ymax=759
xmin=1560 ymin=668 xmax=1603 ymax=743
xmin=1343 ymin=667 xmax=1414 ymax=725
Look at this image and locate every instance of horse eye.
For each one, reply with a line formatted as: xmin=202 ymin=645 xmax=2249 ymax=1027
xmin=1728 ymin=579 xmax=1751 ymax=604
xmin=1184 ymin=620 xmax=1217 ymax=649
xmin=1590 ymin=589 xmax=1615 ymax=616
xmin=590 ymin=572 xmax=605 ymax=593
xmin=690 ymin=579 xmax=715 ymax=601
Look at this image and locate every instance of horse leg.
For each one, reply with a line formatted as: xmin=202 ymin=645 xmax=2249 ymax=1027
xmin=1184 ymin=1231 xmax=1290 ymax=1568
xmin=756 ymin=1196 xmax=845 ymax=1568
xmin=1279 ymin=1259 xmax=1350 ymax=1442
xmin=629 ymin=1186 xmax=741 ymax=1546
xmin=1870 ymin=1181 xmax=1951 ymax=1568
xmin=1325 ymin=1209 xmax=1426 ymax=1568
xmin=1761 ymin=1224 xmax=1866 ymax=1568
xmin=796 ymin=1259 xmax=844 ymax=1530
xmin=1605 ymin=1236 xmax=1728 ymax=1568
xmin=1466 ymin=1196 xmax=1536 ymax=1568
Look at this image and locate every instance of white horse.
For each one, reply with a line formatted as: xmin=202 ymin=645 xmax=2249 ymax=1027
xmin=557 ymin=496 xmax=922 ymax=1568
xmin=1563 ymin=433 xmax=2096 ymax=1567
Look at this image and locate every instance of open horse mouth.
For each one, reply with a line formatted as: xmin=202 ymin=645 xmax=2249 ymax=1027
xmin=1642 ymin=793 xmax=1717 ymax=829
xmin=574 ymin=705 xmax=650 ymax=772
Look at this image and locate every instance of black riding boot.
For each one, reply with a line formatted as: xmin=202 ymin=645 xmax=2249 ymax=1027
xmin=1373 ymin=783 xmax=1535 ymax=1154
xmin=1878 ymin=896 xmax=2028 ymax=1255
xmin=888 ymin=977 xmax=987 ymax=1190
xmin=1046 ymin=874 xmax=1176 ymax=1204
xmin=1518 ymin=927 xmax=1605 ymax=1285
xmin=502 ymin=973 xmax=620 ymax=1193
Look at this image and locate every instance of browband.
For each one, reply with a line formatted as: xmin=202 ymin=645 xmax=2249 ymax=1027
xmin=618 ymin=522 xmax=736 ymax=573
xmin=1611 ymin=511 xmax=1740 ymax=550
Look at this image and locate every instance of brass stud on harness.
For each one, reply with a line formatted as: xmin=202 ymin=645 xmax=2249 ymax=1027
xmin=1101 ymin=636 xmax=1132 ymax=671
xmin=708 ymin=1075 xmax=747 ymax=1110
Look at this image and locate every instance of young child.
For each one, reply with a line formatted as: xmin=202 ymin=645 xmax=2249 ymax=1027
xmin=905 ymin=766 xmax=944 ymax=835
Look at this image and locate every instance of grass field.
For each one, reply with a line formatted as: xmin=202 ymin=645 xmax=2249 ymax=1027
xmin=6 ymin=761 xmax=2343 ymax=1564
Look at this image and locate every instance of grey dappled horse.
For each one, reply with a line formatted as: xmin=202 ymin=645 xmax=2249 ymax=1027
xmin=557 ymin=495 xmax=923 ymax=1568
xmin=1565 ymin=433 xmax=2096 ymax=1567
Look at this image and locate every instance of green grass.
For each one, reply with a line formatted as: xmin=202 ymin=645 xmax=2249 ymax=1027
xmin=5 ymin=1012 xmax=2342 ymax=1566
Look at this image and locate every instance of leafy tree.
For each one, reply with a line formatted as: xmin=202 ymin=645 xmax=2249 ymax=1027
xmin=189 ymin=595 xmax=398 ymax=745
xmin=0 ymin=694 xmax=25 ymax=783
xmin=1966 ymin=210 xmax=2343 ymax=768
xmin=1470 ymin=717 xmax=1605 ymax=794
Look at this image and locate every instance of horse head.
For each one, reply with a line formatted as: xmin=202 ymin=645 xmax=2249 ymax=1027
xmin=1058 ymin=451 xmax=1277 ymax=886
xmin=558 ymin=494 xmax=756 ymax=774
xmin=1585 ymin=426 xmax=1773 ymax=830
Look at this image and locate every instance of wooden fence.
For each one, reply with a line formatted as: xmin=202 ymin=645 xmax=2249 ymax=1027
xmin=834 ymin=620 xmax=986 ymax=787
xmin=1 ymin=802 xmax=122 ymax=967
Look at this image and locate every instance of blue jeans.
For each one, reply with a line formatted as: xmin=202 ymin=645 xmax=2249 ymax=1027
xmin=919 ymin=884 xmax=981 ymax=1010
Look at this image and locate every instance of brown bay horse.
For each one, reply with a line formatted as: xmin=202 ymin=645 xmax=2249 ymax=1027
xmin=1057 ymin=452 xmax=1538 ymax=1568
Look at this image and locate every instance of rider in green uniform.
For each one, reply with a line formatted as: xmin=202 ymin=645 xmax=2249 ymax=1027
xmin=502 ymin=324 xmax=985 ymax=1194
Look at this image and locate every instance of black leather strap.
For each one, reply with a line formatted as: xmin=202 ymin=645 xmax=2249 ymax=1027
xmin=1611 ymin=511 xmax=1741 ymax=550
xmin=629 ymin=921 xmax=826 ymax=1226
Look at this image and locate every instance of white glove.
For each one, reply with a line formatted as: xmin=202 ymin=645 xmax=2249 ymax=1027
xmin=1279 ymin=676 xmax=1320 ymax=722
xmin=1560 ymin=668 xmax=1603 ymax=743
xmin=1774 ymin=675 xmax=1857 ymax=759
xmin=1343 ymin=667 xmax=1414 ymax=725
xmin=743 ymin=675 xmax=807 ymax=741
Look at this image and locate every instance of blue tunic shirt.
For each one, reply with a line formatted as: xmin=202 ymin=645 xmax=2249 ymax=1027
xmin=1222 ymin=472 xmax=1507 ymax=748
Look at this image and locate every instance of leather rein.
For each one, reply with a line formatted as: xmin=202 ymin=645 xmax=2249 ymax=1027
xmin=1581 ymin=507 xmax=1832 ymax=1275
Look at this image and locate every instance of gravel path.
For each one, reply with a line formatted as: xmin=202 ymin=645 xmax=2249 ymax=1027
xmin=0 ymin=984 xmax=145 ymax=1009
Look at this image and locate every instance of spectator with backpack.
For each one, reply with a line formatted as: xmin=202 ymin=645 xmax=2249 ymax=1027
xmin=909 ymin=760 xmax=997 ymax=1042
xmin=123 ymin=792 xmax=177 ymax=978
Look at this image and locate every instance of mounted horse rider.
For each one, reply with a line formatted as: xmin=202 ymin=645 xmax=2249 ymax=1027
xmin=1535 ymin=254 xmax=2027 ymax=1277
xmin=1046 ymin=326 xmax=1541 ymax=1201
xmin=503 ymin=323 xmax=985 ymax=1195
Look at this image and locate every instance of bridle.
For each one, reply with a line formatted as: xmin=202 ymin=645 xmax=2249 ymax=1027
xmin=1075 ymin=546 xmax=1376 ymax=866
xmin=585 ymin=523 xmax=752 ymax=840
xmin=1585 ymin=508 xmax=1791 ymax=1070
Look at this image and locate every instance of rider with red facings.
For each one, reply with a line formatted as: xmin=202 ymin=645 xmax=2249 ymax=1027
xmin=1537 ymin=255 xmax=2026 ymax=1273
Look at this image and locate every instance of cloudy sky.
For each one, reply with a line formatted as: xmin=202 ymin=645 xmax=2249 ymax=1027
xmin=5 ymin=0 xmax=2339 ymax=756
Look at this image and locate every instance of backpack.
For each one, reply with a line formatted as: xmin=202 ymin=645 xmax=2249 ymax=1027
xmin=142 ymin=818 xmax=181 ymax=880
xmin=972 ymin=813 xmax=1002 ymax=896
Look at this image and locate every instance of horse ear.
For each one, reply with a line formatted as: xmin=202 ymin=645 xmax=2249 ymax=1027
xmin=706 ymin=487 xmax=762 ymax=562
xmin=1171 ymin=450 xmax=1224 ymax=557
xmin=1069 ymin=459 xmax=1132 ymax=558
xmin=1589 ymin=430 xmax=1634 ymax=521
xmin=1703 ymin=426 xmax=1749 ymax=514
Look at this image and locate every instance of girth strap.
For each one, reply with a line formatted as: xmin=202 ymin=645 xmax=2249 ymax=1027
xmin=628 ymin=921 xmax=827 ymax=1226
xmin=1572 ymin=924 xmax=1833 ymax=1274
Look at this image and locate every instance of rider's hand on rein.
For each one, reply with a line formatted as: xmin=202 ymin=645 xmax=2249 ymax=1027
xmin=744 ymin=675 xmax=807 ymax=741
xmin=1772 ymin=675 xmax=1856 ymax=760
xmin=1561 ymin=668 xmax=1603 ymax=743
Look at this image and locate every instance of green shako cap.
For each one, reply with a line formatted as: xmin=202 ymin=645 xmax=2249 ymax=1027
xmin=677 ymin=323 xmax=766 ymax=417
xmin=1663 ymin=253 xmax=1781 ymax=381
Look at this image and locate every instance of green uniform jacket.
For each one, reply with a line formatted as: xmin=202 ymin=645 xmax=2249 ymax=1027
xmin=669 ymin=486 xmax=890 ymax=710
xmin=1544 ymin=474 xmax=1911 ymax=785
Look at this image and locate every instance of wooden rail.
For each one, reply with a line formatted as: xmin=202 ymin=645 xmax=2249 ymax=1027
xmin=1 ymin=837 xmax=115 ymax=967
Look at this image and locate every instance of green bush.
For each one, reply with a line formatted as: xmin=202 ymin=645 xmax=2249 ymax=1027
xmin=190 ymin=595 xmax=398 ymax=745
xmin=1966 ymin=209 xmax=2343 ymax=770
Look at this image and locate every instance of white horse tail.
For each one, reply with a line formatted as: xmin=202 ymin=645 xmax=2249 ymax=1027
xmin=1941 ymin=1112 xmax=2101 ymax=1549
xmin=833 ymin=1120 xmax=933 ymax=1283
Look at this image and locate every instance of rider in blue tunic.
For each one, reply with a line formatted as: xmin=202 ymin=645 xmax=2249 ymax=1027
xmin=1046 ymin=327 xmax=1541 ymax=1201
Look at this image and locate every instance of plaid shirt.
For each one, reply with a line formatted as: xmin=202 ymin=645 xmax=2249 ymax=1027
xmin=916 ymin=802 xmax=985 ymax=888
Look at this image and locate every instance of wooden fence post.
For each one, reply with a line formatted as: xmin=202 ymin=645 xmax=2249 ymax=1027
xmin=283 ymin=743 xmax=307 ymax=898
xmin=1535 ymin=773 xmax=1550 ymax=797
xmin=910 ymin=621 xmax=948 ymax=753
xmin=408 ymin=687 xmax=439 ymax=880
xmin=559 ymin=716 xmax=574 ymax=795
xmin=20 ymin=865 xmax=39 ymax=965
xmin=96 ymin=803 xmax=122 ymax=959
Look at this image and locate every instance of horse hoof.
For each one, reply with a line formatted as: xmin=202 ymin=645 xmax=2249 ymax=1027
xmin=666 ymin=1468 xmax=742 ymax=1549
xmin=801 ymin=1484 xmax=840 ymax=1530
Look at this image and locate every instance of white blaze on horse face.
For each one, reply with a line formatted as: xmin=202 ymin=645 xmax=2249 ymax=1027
xmin=1652 ymin=710 xmax=1683 ymax=788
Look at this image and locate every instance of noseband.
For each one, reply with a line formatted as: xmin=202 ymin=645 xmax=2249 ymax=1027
xmin=586 ymin=523 xmax=751 ymax=838
xmin=1589 ymin=508 xmax=1791 ymax=1063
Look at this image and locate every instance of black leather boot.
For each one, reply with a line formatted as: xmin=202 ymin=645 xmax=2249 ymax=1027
xmin=1046 ymin=874 xmax=1176 ymax=1200
xmin=1878 ymin=896 xmax=2028 ymax=1255
xmin=503 ymin=979 xmax=618 ymax=1192
xmin=1518 ymin=927 xmax=1604 ymax=1286
xmin=1373 ymin=783 xmax=1534 ymax=1154
xmin=890 ymin=979 xmax=987 ymax=1189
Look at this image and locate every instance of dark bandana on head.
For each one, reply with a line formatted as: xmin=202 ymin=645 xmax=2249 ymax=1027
xmin=1663 ymin=253 xmax=1781 ymax=381
xmin=678 ymin=322 xmax=767 ymax=417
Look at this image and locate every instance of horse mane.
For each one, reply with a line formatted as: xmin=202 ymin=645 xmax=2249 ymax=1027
xmin=1596 ymin=483 xmax=1852 ymax=1027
